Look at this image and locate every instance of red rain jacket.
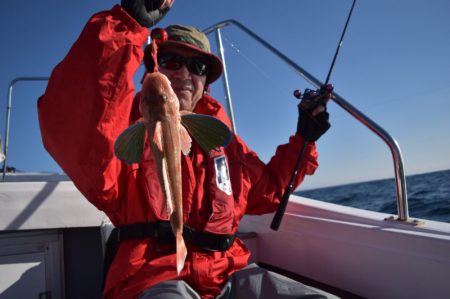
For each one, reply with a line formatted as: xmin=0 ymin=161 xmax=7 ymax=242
xmin=38 ymin=5 xmax=319 ymax=299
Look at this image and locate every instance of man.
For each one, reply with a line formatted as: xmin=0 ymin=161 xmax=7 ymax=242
xmin=38 ymin=1 xmax=334 ymax=298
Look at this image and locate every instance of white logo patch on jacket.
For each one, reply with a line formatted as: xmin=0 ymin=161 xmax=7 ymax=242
xmin=214 ymin=156 xmax=232 ymax=195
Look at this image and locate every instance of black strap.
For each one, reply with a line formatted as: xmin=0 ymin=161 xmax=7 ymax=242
xmin=107 ymin=222 xmax=168 ymax=244
xmin=107 ymin=221 xmax=235 ymax=251
xmin=183 ymin=225 xmax=236 ymax=252
xmin=102 ymin=222 xmax=235 ymax=289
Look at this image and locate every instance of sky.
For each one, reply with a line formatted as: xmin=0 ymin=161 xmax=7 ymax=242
xmin=0 ymin=0 xmax=449 ymax=190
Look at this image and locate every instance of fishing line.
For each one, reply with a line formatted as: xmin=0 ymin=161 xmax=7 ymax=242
xmin=222 ymin=36 xmax=293 ymax=99
xmin=271 ymin=0 xmax=357 ymax=231
xmin=359 ymin=85 xmax=450 ymax=111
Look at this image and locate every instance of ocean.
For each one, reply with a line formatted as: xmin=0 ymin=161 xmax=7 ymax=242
xmin=295 ymin=169 xmax=450 ymax=223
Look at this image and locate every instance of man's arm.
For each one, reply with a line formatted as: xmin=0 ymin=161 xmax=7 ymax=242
xmin=38 ymin=5 xmax=148 ymax=210
xmin=234 ymin=133 xmax=319 ymax=215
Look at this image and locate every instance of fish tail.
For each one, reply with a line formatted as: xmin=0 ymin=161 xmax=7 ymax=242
xmin=176 ymin=233 xmax=187 ymax=276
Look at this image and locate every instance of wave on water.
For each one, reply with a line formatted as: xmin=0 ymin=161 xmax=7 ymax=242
xmin=295 ymin=169 xmax=450 ymax=223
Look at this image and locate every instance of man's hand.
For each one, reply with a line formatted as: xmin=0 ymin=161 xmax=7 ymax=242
xmin=121 ymin=0 xmax=175 ymax=27
xmin=296 ymin=85 xmax=332 ymax=142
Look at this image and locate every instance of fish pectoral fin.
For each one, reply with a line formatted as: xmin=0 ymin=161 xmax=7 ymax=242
xmin=179 ymin=125 xmax=192 ymax=156
xmin=114 ymin=121 xmax=146 ymax=164
xmin=153 ymin=121 xmax=164 ymax=153
xmin=181 ymin=113 xmax=233 ymax=154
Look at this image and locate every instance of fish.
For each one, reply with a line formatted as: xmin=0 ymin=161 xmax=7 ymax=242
xmin=114 ymin=72 xmax=232 ymax=275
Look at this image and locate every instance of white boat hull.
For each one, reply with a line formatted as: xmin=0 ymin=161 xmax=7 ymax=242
xmin=1 ymin=177 xmax=449 ymax=298
xmin=240 ymin=195 xmax=450 ymax=299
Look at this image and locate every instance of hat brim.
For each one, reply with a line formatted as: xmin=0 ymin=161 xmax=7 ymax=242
xmin=158 ymin=40 xmax=223 ymax=85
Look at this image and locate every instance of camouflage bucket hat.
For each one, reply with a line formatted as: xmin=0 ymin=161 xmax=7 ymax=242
xmin=144 ymin=24 xmax=223 ymax=85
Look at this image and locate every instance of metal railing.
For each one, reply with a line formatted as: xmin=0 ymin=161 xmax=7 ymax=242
xmin=203 ymin=20 xmax=410 ymax=222
xmin=1 ymin=21 xmax=410 ymax=222
xmin=2 ymin=77 xmax=49 ymax=181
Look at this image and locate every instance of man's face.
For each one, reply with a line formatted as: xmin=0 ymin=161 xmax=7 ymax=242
xmin=158 ymin=46 xmax=208 ymax=112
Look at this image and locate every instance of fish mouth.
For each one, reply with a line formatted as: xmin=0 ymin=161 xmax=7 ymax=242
xmin=161 ymin=0 xmax=175 ymax=10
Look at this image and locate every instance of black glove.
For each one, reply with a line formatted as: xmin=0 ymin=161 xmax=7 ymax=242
xmin=121 ymin=0 xmax=173 ymax=27
xmin=296 ymin=89 xmax=331 ymax=142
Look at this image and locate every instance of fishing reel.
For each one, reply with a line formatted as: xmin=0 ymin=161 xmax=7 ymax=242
xmin=293 ymin=84 xmax=334 ymax=112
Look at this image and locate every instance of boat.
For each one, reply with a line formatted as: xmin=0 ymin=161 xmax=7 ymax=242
xmin=1 ymin=19 xmax=450 ymax=299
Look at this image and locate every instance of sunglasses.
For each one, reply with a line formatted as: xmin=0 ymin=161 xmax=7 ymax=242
xmin=158 ymin=52 xmax=210 ymax=76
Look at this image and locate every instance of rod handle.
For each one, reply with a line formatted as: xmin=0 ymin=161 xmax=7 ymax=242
xmin=270 ymin=185 xmax=293 ymax=230
xmin=270 ymin=141 xmax=308 ymax=231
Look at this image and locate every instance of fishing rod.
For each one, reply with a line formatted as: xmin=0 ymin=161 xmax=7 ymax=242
xmin=271 ymin=0 xmax=357 ymax=231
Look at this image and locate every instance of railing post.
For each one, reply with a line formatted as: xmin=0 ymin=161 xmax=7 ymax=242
xmin=2 ymin=77 xmax=49 ymax=181
xmin=391 ymin=139 xmax=409 ymax=221
xmin=214 ymin=28 xmax=237 ymax=133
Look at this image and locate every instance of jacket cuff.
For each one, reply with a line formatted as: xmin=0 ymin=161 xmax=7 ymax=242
xmin=111 ymin=4 xmax=149 ymax=38
xmin=291 ymin=133 xmax=315 ymax=148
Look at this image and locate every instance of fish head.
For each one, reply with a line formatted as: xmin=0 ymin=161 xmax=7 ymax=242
xmin=140 ymin=72 xmax=180 ymax=118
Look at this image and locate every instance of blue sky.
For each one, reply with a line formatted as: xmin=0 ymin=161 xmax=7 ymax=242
xmin=1 ymin=0 xmax=449 ymax=189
